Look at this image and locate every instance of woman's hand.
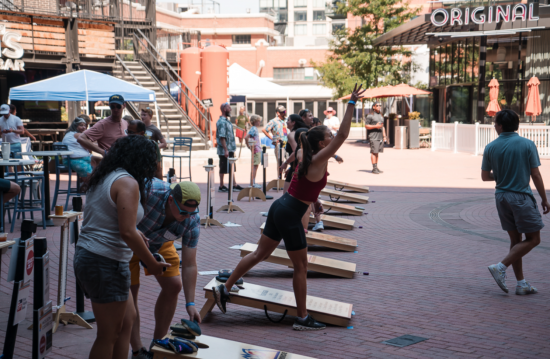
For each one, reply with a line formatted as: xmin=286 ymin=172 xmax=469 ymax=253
xmin=313 ymin=199 xmax=323 ymax=215
xmin=349 ymin=83 xmax=366 ymax=103
xmin=187 ymin=305 xmax=202 ymax=323
xmin=147 ymin=260 xmax=172 ymax=276
xmin=335 ymin=155 xmax=343 ymax=164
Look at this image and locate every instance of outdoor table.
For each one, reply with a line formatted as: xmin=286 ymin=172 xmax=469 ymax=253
xmin=26 ymin=129 xmax=61 ymax=151
xmin=19 ymin=151 xmax=73 ymax=227
xmin=0 ymin=159 xmax=36 ymax=232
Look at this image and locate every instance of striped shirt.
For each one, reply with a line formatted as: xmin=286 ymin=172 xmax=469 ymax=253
xmin=138 ymin=179 xmax=200 ymax=254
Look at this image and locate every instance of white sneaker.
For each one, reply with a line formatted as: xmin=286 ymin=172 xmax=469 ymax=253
xmin=488 ymin=264 xmax=508 ymax=293
xmin=516 ymin=282 xmax=538 ymax=295
xmin=252 ymin=184 xmax=262 ymax=188
xmin=312 ymin=221 xmax=324 ymax=232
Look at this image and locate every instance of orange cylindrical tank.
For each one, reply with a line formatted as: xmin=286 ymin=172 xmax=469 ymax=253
xmin=179 ymin=47 xmax=202 ymax=129
xmin=201 ymin=45 xmax=229 ymax=145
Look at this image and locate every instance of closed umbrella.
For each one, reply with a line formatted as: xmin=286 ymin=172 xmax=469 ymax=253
xmin=486 ymin=78 xmax=501 ymax=117
xmin=526 ymin=76 xmax=541 ymax=123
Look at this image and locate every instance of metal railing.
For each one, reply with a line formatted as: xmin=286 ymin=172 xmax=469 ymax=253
xmin=132 ymin=29 xmax=210 ymax=144
xmin=432 ymin=121 xmax=550 ymax=158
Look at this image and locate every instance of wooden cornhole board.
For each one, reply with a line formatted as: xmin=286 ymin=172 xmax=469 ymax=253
xmin=321 ymin=188 xmax=369 ymax=204
xmin=200 ymin=277 xmax=353 ymax=327
xmin=259 ymin=223 xmax=357 ymax=251
xmin=151 ymin=333 xmax=316 ymax=358
xmin=320 ymin=200 xmax=364 ymax=216
xmin=239 ymin=243 xmax=356 ymax=278
xmin=327 ymin=179 xmax=370 ymax=193
xmin=309 ymin=214 xmax=355 ymax=230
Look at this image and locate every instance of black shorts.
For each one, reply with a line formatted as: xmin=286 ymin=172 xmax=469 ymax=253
xmin=263 ymin=193 xmax=309 ymax=251
xmin=0 ymin=179 xmax=11 ymax=191
xmin=370 ymin=140 xmax=384 ymax=154
xmin=219 ymin=152 xmax=236 ymax=174
xmin=285 ymin=166 xmax=295 ymax=183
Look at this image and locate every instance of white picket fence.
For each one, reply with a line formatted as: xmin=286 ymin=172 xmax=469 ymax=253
xmin=431 ymin=121 xmax=550 ymax=158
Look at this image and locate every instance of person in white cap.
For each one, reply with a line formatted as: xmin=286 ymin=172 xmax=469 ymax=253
xmin=0 ymin=104 xmax=25 ymax=159
xmin=323 ymin=107 xmax=340 ymax=135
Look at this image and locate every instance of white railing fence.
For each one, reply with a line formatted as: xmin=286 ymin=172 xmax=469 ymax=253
xmin=431 ymin=121 xmax=550 ymax=158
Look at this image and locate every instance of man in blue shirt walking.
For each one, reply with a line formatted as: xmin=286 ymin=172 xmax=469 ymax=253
xmin=482 ymin=110 xmax=549 ymax=295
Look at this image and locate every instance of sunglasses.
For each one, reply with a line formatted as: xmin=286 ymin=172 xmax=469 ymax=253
xmin=110 ymin=104 xmax=122 ymax=110
xmin=127 ymin=130 xmax=137 ymax=135
xmin=173 ymin=198 xmax=199 ymax=216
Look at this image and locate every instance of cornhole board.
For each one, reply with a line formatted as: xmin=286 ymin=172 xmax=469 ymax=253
xmin=151 ymin=333 xmax=317 ymax=359
xmin=309 ymin=214 xmax=354 ymax=230
xmin=320 ymin=188 xmax=369 ymax=204
xmin=320 ymin=200 xmax=364 ymax=216
xmin=239 ymin=243 xmax=356 ymax=278
xmin=200 ymin=277 xmax=353 ymax=327
xmin=327 ymin=179 xmax=370 ymax=193
xmin=260 ymin=223 xmax=357 ymax=251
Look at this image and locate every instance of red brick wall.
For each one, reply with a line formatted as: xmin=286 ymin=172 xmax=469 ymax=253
xmin=13 ymin=0 xmax=57 ymax=12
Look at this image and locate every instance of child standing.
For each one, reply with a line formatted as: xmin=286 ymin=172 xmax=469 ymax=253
xmin=245 ymin=115 xmax=262 ymax=188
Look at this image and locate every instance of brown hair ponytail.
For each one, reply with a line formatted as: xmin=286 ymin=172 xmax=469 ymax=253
xmin=297 ymin=125 xmax=328 ymax=179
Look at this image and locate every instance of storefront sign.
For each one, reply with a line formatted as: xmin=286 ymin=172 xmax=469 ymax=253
xmin=0 ymin=24 xmax=25 ymax=71
xmin=431 ymin=3 xmax=539 ymax=27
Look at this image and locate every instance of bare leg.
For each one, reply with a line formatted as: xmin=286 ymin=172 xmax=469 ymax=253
xmin=371 ymin=153 xmax=378 ymax=165
xmin=505 ymin=230 xmax=524 ymax=280
xmin=301 ymin=206 xmax=311 ymax=230
xmin=287 ymin=248 xmax=309 ymax=318
xmin=502 ymin=231 xmax=541 ymax=278
xmin=283 ymin=181 xmax=290 ymax=194
xmin=224 ymin=235 xmax=280 ymax=290
xmin=153 ymin=275 xmax=182 ymax=339
xmin=90 ymin=295 xmax=132 ymax=359
xmin=3 ymin=182 xmax=20 ymax=203
xmin=252 ymin=165 xmax=258 ymax=184
xmin=113 ymin=290 xmax=137 ymax=359
xmin=311 ymin=203 xmax=321 ymax=223
xmin=129 ymin=284 xmax=142 ymax=353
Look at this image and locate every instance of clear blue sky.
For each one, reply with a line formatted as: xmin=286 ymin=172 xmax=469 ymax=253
xmin=158 ymin=0 xmax=260 ymax=14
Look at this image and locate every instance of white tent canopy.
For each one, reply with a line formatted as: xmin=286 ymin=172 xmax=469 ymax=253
xmin=229 ymin=63 xmax=289 ymax=99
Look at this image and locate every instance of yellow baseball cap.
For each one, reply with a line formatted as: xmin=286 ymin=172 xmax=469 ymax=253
xmin=170 ymin=181 xmax=201 ymax=205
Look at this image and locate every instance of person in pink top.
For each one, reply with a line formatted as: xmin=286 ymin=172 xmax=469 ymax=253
xmin=78 ymin=94 xmax=128 ymax=156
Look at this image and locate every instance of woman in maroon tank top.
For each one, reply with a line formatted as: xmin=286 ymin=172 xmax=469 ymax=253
xmin=212 ymin=84 xmax=366 ymax=331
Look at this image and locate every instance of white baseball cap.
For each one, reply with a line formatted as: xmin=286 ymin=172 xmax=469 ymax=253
xmin=0 ymin=104 xmax=10 ymax=115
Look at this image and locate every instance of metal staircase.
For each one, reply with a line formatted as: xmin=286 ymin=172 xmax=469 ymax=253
xmin=113 ymin=58 xmax=208 ymax=150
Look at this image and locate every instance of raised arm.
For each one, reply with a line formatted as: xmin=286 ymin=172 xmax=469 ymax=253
xmin=313 ymin=84 xmax=365 ymax=164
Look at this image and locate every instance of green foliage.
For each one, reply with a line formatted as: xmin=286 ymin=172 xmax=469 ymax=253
xmin=313 ymin=0 xmax=420 ymax=99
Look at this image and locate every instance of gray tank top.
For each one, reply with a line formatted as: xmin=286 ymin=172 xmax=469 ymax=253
xmin=77 ymin=168 xmax=144 ymax=262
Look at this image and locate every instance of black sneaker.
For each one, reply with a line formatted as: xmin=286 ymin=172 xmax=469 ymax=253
xmin=372 ymin=167 xmax=380 ymax=175
xmin=293 ymin=315 xmax=326 ymax=331
xmin=234 ymin=184 xmax=244 ymax=191
xmin=219 ymin=186 xmax=228 ymax=192
xmin=212 ymin=284 xmax=230 ymax=314
xmin=377 ymin=167 xmax=384 ymax=173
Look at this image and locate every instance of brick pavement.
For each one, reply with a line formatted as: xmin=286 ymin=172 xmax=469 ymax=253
xmin=1 ymin=132 xmax=550 ymax=358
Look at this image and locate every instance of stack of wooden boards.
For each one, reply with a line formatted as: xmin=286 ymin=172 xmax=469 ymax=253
xmin=199 ymin=180 xmax=370 ymax=332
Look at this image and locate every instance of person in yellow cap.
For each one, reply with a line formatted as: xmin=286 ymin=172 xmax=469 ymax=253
xmin=129 ymin=179 xmax=201 ymax=359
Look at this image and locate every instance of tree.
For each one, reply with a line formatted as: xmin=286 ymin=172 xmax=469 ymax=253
xmin=314 ymin=0 xmax=420 ymax=99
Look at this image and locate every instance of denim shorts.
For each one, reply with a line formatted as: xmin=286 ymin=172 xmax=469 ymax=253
xmin=73 ymin=247 xmax=131 ymax=303
xmin=495 ymin=192 xmax=545 ymax=234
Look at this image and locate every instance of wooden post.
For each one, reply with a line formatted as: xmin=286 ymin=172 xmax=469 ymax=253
xmin=64 ymin=17 xmax=80 ymax=123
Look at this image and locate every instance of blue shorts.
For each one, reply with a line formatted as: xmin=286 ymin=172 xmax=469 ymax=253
xmin=64 ymin=156 xmax=92 ymax=177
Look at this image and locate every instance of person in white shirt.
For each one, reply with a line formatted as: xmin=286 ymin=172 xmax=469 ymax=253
xmin=0 ymin=104 xmax=25 ymax=159
xmin=323 ymin=107 xmax=340 ymax=135
xmin=62 ymin=117 xmax=101 ymax=177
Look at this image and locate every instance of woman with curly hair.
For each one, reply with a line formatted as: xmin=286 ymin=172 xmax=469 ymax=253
xmin=74 ymin=135 xmax=171 ymax=359
xmin=213 ymin=84 xmax=366 ymax=331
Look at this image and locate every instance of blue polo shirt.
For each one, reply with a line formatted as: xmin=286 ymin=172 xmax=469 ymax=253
xmin=481 ymin=132 xmax=540 ymax=195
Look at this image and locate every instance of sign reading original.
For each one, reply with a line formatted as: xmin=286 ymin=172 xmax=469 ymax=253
xmin=431 ymin=3 xmax=539 ymax=27
xmin=0 ymin=24 xmax=25 ymax=71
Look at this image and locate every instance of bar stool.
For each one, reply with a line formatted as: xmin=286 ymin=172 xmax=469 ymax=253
xmin=7 ymin=169 xmax=46 ymax=232
xmin=51 ymin=143 xmax=81 ymax=211
xmin=162 ymin=137 xmax=193 ymax=181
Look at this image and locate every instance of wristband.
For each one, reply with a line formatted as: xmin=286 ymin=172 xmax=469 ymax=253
xmin=348 ymin=100 xmax=356 ymax=105
xmin=186 ymin=302 xmax=195 ymax=307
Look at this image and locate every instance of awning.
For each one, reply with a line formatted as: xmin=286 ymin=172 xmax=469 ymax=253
xmin=157 ymin=21 xmax=186 ymax=34
xmin=9 ymin=70 xmax=156 ymax=102
xmin=229 ymin=63 xmax=289 ymax=99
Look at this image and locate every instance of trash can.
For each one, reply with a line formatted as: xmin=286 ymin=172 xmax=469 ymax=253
xmin=405 ymin=120 xmax=420 ymax=149
xmin=394 ymin=126 xmax=408 ymax=149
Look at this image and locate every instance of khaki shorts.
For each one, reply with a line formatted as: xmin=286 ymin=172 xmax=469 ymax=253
xmin=253 ymin=152 xmax=261 ymax=166
xmin=495 ymin=192 xmax=544 ymax=233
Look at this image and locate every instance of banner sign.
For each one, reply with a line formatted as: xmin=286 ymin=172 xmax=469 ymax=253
xmin=431 ymin=3 xmax=539 ymax=27
xmin=37 ymin=301 xmax=53 ymax=359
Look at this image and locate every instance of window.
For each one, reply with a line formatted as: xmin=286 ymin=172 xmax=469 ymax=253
xmin=267 ymin=102 xmax=277 ymax=119
xmin=247 ymin=102 xmax=254 ymax=115
xmin=294 ymin=11 xmax=307 ymax=21
xmin=294 ymin=24 xmax=307 ymax=35
xmin=318 ymin=101 xmax=327 ymax=117
xmin=313 ymin=24 xmax=326 ymax=35
xmin=274 ymin=68 xmax=306 ymax=80
xmin=313 ymin=0 xmax=326 ymax=7
xmin=232 ymin=35 xmax=251 ymax=44
xmin=313 ymin=10 xmax=325 ymax=21
xmin=294 ymin=102 xmax=303 ymax=114
xmin=332 ymin=22 xmax=345 ymax=33
xmin=294 ymin=0 xmax=307 ymax=7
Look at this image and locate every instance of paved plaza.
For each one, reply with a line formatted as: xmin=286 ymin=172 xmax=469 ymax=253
xmin=1 ymin=131 xmax=550 ymax=358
